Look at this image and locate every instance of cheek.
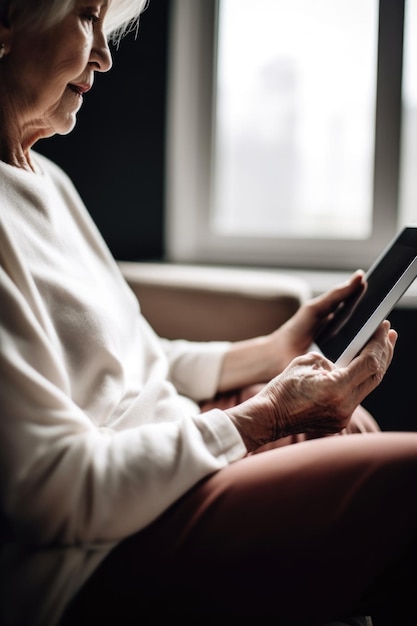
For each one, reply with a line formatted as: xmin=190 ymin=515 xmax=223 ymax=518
xmin=54 ymin=49 xmax=89 ymax=80
xmin=39 ymin=32 xmax=91 ymax=82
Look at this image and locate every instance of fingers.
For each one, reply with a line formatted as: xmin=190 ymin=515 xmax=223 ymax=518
xmin=343 ymin=321 xmax=397 ymax=403
xmin=304 ymin=271 xmax=366 ymax=340
xmin=304 ymin=321 xmax=396 ymax=421
xmin=312 ymin=270 xmax=366 ymax=317
xmin=243 ymin=321 xmax=396 ymax=445
xmin=279 ymin=271 xmax=367 ymax=352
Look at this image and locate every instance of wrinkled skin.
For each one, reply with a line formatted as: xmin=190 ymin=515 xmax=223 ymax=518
xmin=225 ymin=320 xmax=396 ymax=452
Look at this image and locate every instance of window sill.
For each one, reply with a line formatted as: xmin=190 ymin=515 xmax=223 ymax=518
xmin=281 ymin=269 xmax=417 ymax=310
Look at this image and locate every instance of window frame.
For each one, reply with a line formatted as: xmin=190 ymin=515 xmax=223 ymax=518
xmin=165 ymin=0 xmax=405 ymax=271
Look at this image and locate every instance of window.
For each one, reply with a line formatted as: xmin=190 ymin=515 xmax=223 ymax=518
xmin=213 ymin=0 xmax=377 ymax=241
xmin=166 ymin=0 xmax=411 ymax=271
xmin=399 ymin=0 xmax=417 ymax=226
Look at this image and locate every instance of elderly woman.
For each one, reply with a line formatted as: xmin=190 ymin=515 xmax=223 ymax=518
xmin=1 ymin=1 xmax=417 ymax=625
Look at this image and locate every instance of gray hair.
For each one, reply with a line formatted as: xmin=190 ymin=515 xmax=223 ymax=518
xmin=0 ymin=0 xmax=149 ymax=43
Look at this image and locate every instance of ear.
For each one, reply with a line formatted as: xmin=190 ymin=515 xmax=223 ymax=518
xmin=0 ymin=20 xmax=12 ymax=56
xmin=0 ymin=1 xmax=13 ymax=55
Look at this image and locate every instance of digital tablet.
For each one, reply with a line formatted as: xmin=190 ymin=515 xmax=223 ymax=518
xmin=312 ymin=226 xmax=417 ymax=367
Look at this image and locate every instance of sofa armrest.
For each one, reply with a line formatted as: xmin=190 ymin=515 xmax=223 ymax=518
xmin=119 ymin=262 xmax=311 ymax=342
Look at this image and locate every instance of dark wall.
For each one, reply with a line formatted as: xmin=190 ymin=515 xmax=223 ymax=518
xmin=362 ymin=306 xmax=417 ymax=432
xmin=37 ymin=0 xmax=170 ymax=261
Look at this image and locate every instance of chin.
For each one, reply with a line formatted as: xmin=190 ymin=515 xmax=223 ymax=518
xmin=56 ymin=115 xmax=78 ymax=136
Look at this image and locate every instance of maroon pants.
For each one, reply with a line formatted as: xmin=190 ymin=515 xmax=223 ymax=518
xmin=60 ymin=406 xmax=417 ymax=625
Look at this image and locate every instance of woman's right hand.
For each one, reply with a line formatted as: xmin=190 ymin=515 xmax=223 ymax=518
xmin=225 ymin=320 xmax=397 ymax=452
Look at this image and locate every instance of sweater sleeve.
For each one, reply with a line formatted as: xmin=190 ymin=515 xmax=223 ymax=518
xmin=0 ymin=255 xmax=246 ymax=551
xmin=160 ymin=337 xmax=231 ymax=401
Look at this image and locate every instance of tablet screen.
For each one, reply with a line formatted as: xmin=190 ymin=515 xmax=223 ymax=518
xmin=314 ymin=226 xmax=417 ymax=364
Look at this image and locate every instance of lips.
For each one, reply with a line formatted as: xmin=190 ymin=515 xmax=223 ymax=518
xmin=68 ymin=83 xmax=91 ymax=96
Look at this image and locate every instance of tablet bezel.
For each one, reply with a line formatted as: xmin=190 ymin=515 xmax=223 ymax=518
xmin=312 ymin=226 xmax=417 ymax=367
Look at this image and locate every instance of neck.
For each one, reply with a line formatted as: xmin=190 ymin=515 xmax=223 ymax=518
xmin=0 ymin=101 xmax=39 ymax=172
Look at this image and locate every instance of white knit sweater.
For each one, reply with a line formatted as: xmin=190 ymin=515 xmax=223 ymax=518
xmin=0 ymin=152 xmax=246 ymax=626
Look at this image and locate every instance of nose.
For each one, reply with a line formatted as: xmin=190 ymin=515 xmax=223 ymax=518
xmin=89 ymin=29 xmax=113 ymax=73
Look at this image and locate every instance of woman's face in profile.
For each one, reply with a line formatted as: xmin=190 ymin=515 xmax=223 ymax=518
xmin=6 ymin=1 xmax=112 ymax=141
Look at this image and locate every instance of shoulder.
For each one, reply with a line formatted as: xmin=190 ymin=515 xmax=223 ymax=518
xmin=31 ymin=150 xmax=84 ymax=206
xmin=31 ymin=150 xmax=72 ymax=184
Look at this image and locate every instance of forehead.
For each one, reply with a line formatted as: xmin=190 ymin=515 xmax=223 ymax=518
xmin=74 ymin=0 xmax=110 ymax=8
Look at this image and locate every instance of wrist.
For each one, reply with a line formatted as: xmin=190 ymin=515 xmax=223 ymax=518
xmin=225 ymin=394 xmax=276 ymax=453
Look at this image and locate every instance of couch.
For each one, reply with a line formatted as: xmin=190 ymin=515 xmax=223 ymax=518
xmin=119 ymin=260 xmax=311 ymax=341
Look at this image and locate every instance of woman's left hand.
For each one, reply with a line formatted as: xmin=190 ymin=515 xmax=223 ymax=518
xmin=266 ymin=270 xmax=366 ymax=376
xmin=217 ymin=271 xmax=366 ymax=393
